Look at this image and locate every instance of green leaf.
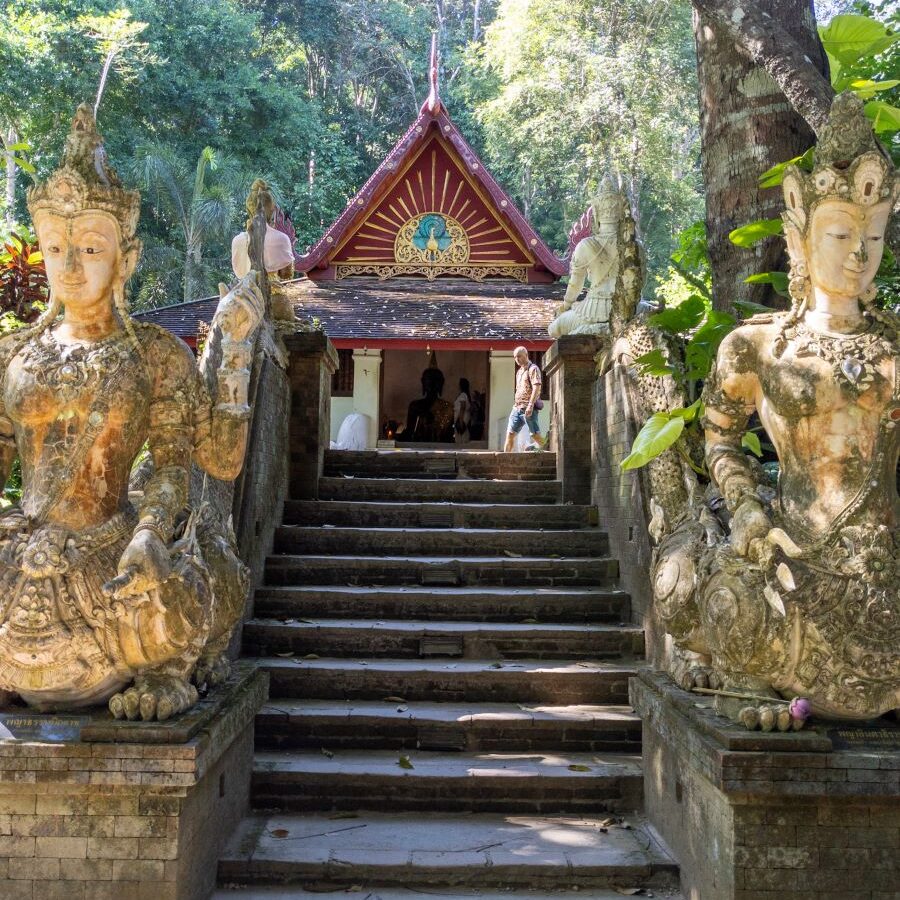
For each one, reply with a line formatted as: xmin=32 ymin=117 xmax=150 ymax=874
xmin=744 ymin=271 xmax=790 ymax=297
xmin=5 ymin=142 xmax=30 ymax=152
xmin=620 ymin=413 xmax=685 ymax=471
xmin=568 ymin=764 xmax=592 ymax=772
xmin=742 ymin=432 xmax=763 ymax=457
xmin=733 ymin=299 xmax=773 ymax=318
xmin=729 ymin=219 xmax=784 ymax=248
xmin=758 ymin=148 xmax=814 ymax=189
xmin=819 ymin=14 xmax=898 ymax=68
xmin=850 ymin=79 xmax=900 ymax=100
xmin=634 ymin=349 xmax=674 ymax=377
xmin=864 ymin=100 xmax=900 ymax=134
xmin=684 ymin=311 xmax=737 ymax=380
xmin=25 ymin=251 xmax=43 ymax=265
xmin=12 ymin=157 xmax=35 ymax=174
xmin=670 ymin=399 xmax=702 ymax=422
xmin=647 ymin=294 xmax=706 ymax=334
xmin=398 ymin=755 xmax=414 ymax=770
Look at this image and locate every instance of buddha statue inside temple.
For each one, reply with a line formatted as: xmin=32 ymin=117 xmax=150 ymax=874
xmin=650 ymin=92 xmax=899 ymax=730
xmin=0 ymin=105 xmax=265 ymax=722
xmin=404 ymin=354 xmax=455 ymax=443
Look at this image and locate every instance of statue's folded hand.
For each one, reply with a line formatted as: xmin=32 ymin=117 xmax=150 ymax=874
xmin=103 ymin=530 xmax=172 ymax=600
xmin=730 ymin=500 xmax=773 ymax=562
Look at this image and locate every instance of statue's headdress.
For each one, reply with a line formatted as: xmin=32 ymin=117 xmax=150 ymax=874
xmin=591 ymin=174 xmax=624 ymax=231
xmin=776 ymin=92 xmax=898 ymax=348
xmin=782 ymin=92 xmax=897 ymax=236
xmin=27 ymin=104 xmax=140 ymax=244
xmin=245 ymin=178 xmax=276 ymax=228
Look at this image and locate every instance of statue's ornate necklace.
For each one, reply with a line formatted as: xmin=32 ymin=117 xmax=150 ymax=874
xmin=18 ymin=328 xmax=134 ymax=524
xmin=789 ymin=318 xmax=894 ymax=395
xmin=22 ymin=328 xmax=133 ymax=403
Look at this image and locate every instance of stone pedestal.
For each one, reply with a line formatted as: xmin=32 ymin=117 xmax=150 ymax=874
xmin=544 ymin=335 xmax=602 ymax=502
xmin=0 ymin=666 xmax=267 ymax=900
xmin=286 ymin=330 xmax=339 ymax=499
xmin=631 ymin=671 xmax=900 ymax=900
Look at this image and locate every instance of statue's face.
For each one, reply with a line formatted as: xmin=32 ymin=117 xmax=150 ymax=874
xmin=34 ymin=211 xmax=125 ymax=310
xmin=806 ymin=199 xmax=890 ymax=300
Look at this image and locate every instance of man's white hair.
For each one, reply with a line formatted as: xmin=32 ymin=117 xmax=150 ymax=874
xmin=514 ymin=345 xmax=528 ymax=360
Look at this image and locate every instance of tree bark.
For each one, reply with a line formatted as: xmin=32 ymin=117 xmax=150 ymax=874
xmin=692 ymin=0 xmax=829 ymax=312
xmin=692 ymin=0 xmax=834 ymax=135
xmin=4 ymin=126 xmax=16 ymax=228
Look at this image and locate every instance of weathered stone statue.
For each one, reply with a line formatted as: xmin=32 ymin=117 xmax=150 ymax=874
xmin=549 ymin=175 xmax=626 ymax=338
xmin=0 ymin=105 xmax=264 ymax=721
xmin=651 ymin=93 xmax=899 ymax=729
xmin=232 ymin=179 xmax=296 ymax=323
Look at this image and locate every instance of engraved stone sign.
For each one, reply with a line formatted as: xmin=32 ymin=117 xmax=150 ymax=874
xmin=0 ymin=713 xmax=88 ymax=742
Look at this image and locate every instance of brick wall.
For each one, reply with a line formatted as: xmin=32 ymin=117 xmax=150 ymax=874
xmin=592 ymin=363 xmax=665 ymax=664
xmin=633 ymin=673 xmax=900 ymax=900
xmin=0 ymin=670 xmax=266 ymax=900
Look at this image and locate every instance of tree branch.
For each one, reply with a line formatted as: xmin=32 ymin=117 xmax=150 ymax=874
xmin=691 ymin=0 xmax=833 ymax=134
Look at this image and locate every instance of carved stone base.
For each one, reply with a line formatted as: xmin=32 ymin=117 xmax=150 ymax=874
xmin=630 ymin=671 xmax=900 ymax=900
xmin=0 ymin=664 xmax=267 ymax=900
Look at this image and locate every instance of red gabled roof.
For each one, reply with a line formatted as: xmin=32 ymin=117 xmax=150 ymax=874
xmin=297 ymin=39 xmax=566 ymax=281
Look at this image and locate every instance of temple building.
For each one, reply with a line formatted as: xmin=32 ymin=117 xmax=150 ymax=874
xmin=141 ymin=41 xmax=567 ymax=448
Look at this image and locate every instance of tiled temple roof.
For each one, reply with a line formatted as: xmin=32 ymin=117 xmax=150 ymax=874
xmin=135 ymin=277 xmax=564 ymax=344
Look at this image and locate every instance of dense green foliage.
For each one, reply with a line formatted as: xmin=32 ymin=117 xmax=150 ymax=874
xmin=1 ymin=0 xmax=702 ymax=306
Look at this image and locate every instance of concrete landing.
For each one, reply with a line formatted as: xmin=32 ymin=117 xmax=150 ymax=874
xmin=218 ymin=812 xmax=680 ymax=890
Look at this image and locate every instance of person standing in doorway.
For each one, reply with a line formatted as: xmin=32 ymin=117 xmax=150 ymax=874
xmin=504 ymin=346 xmax=545 ymax=452
xmin=454 ymin=378 xmax=471 ymax=445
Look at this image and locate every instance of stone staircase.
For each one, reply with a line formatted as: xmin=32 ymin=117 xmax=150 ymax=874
xmin=215 ymin=450 xmax=680 ymax=898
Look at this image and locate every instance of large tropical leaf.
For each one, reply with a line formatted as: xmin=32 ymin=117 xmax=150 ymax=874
xmin=729 ymin=219 xmax=783 ymax=248
xmin=865 ymin=100 xmax=900 ymax=134
xmin=819 ymin=15 xmax=897 ymax=68
xmin=620 ymin=412 xmax=685 ymax=471
xmin=647 ymin=294 xmax=706 ymax=334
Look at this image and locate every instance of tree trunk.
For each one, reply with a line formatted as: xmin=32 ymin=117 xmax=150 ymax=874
xmin=692 ymin=0 xmax=828 ymax=312
xmin=184 ymin=245 xmax=203 ymax=302
xmin=4 ymin=126 xmax=16 ymax=228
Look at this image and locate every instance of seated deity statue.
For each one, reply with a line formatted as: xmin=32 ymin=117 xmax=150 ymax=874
xmin=404 ymin=364 xmax=455 ymax=443
xmin=232 ymin=179 xmax=296 ymax=322
xmin=549 ymin=175 xmax=624 ymax=339
xmin=0 ymin=105 xmax=265 ymax=722
xmin=651 ymin=93 xmax=899 ymax=730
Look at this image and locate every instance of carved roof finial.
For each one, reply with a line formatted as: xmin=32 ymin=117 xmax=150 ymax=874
xmin=421 ymin=32 xmax=441 ymax=115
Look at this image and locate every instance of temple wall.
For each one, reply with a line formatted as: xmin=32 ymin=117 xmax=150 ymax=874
xmin=591 ymin=361 xmax=665 ymax=665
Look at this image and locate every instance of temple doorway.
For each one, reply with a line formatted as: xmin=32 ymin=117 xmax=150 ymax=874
xmin=381 ymin=349 xmax=490 ymax=447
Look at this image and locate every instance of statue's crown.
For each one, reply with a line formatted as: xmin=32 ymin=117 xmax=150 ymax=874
xmin=783 ymin=92 xmax=897 ymax=230
xmin=27 ymin=104 xmax=140 ymax=242
xmin=591 ymin=174 xmax=624 ymax=228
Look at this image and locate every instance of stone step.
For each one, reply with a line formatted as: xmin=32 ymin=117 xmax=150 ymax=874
xmin=282 ymin=500 xmax=598 ymax=529
xmin=264 ymin=554 xmax=618 ymax=587
xmin=324 ymin=449 xmax=557 ymax=481
xmin=254 ymin=700 xmax=642 ymax=753
xmin=318 ymin=478 xmax=561 ymax=504
xmin=217 ymin=811 xmax=679 ymax=890
xmin=214 ymin=889 xmax=682 ymax=900
xmin=273 ymin=526 xmax=608 ymax=557
xmin=252 ymin=585 xmax=630 ymax=624
xmin=243 ymin=619 xmax=644 ymax=661
xmin=259 ymin=657 xmax=639 ymax=705
xmin=250 ymin=750 xmax=643 ymax=814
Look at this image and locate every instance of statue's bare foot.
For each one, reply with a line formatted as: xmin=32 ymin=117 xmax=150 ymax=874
xmin=679 ymin=665 xmax=722 ymax=692
xmin=109 ymin=675 xmax=199 ymax=722
xmin=193 ymin=654 xmax=231 ymax=692
xmin=715 ymin=695 xmax=802 ymax=732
